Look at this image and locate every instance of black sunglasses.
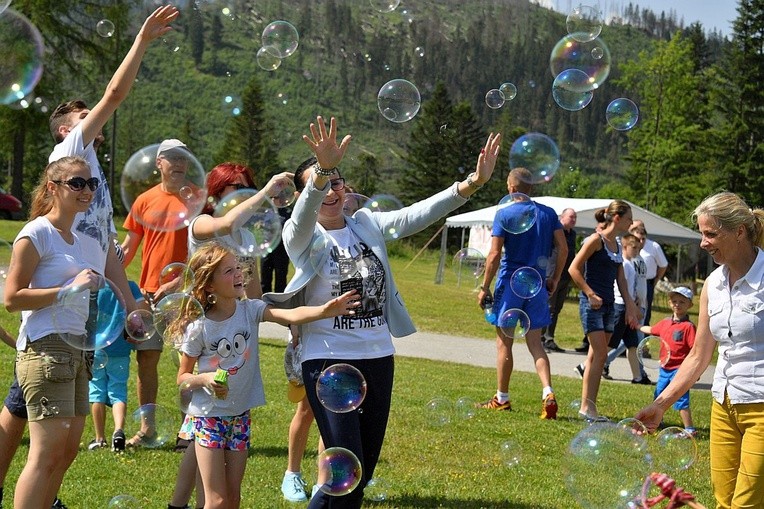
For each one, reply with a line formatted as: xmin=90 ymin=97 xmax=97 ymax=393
xmin=52 ymin=177 xmax=100 ymax=192
xmin=330 ymin=178 xmax=345 ymax=191
xmin=226 ymin=183 xmax=253 ymax=190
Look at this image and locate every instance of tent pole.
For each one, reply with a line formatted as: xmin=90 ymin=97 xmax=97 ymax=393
xmin=433 ymin=225 xmax=449 ymax=284
xmin=676 ymin=245 xmax=682 ymax=283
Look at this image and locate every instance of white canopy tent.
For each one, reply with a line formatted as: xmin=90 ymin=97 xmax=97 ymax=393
xmin=435 ymin=196 xmax=703 ymax=284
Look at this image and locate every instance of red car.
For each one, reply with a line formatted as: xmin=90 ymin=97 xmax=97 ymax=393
xmin=0 ymin=188 xmax=23 ymax=220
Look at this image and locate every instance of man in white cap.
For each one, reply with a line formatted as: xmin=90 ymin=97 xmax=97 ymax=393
xmin=120 ymin=138 xmax=198 ymax=446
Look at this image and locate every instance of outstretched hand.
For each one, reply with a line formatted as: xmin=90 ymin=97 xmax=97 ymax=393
xmin=263 ymin=171 xmax=295 ymax=198
xmin=140 ymin=5 xmax=180 ymax=42
xmin=302 ymin=116 xmax=352 ymax=170
xmin=472 ymin=132 xmax=502 ymax=185
xmin=323 ymin=289 xmax=361 ymax=318
xmin=634 ymin=402 xmax=665 ymax=434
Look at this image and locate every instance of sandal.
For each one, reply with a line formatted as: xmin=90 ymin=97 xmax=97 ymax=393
xmin=126 ymin=430 xmax=156 ymax=448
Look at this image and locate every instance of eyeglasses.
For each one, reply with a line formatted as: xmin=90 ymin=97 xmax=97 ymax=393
xmin=226 ymin=183 xmax=253 ymax=190
xmin=330 ymin=178 xmax=345 ymax=191
xmin=52 ymin=177 xmax=100 ymax=192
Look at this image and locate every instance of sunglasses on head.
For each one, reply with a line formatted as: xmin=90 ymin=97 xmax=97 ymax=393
xmin=330 ymin=178 xmax=345 ymax=191
xmin=52 ymin=177 xmax=100 ymax=192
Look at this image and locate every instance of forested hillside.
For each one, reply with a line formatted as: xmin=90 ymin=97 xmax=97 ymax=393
xmin=2 ymin=0 xmax=760 ymax=233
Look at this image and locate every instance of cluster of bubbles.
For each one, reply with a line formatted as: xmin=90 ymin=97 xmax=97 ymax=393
xmin=377 ymin=78 xmax=421 ymax=123
xmin=425 ymin=396 xmax=479 ymax=426
xmin=565 ymin=420 xmax=698 ymax=508
xmin=258 ymin=20 xmax=299 ymax=71
xmin=484 ymin=82 xmax=518 ymax=110
xmin=544 ymin=4 xmax=640 ymax=130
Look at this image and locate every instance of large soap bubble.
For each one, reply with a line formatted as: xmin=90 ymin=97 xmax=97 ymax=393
xmin=316 ymin=363 xmax=367 ymax=413
xmin=550 ymin=34 xmax=611 ymax=91
xmin=377 ymin=79 xmax=421 ymax=123
xmin=552 ymin=68 xmax=594 ymax=111
xmin=496 ymin=193 xmax=538 ymax=234
xmin=0 ymin=9 xmax=44 ymax=105
xmin=120 ymin=143 xmax=207 ymax=232
xmin=213 ymin=189 xmax=282 ymax=257
xmin=261 ymin=20 xmax=299 ymax=59
xmin=564 ymin=422 xmax=652 ymax=509
xmin=508 ymin=133 xmax=560 ymax=184
xmin=566 ymin=5 xmax=603 ymax=42
xmin=606 ymin=98 xmax=639 ymax=131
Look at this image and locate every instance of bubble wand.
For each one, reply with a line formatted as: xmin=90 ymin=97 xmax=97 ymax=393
xmin=637 ymin=472 xmax=706 ymax=509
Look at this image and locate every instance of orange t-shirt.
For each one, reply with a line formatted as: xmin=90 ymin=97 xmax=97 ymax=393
xmin=123 ymin=184 xmax=190 ymax=293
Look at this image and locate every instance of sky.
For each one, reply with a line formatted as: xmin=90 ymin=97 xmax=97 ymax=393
xmin=544 ymin=1 xmax=740 ymax=37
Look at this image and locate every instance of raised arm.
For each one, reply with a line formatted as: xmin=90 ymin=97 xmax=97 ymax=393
xmin=301 ymin=115 xmax=352 ymax=190
xmin=263 ymin=289 xmax=359 ymax=326
xmin=79 ymin=6 xmax=179 ymax=146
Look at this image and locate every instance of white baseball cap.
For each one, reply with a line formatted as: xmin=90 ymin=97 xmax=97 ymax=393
xmin=157 ymin=139 xmax=187 ymax=157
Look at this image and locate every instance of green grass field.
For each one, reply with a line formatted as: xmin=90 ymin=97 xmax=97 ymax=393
xmin=0 ymin=219 xmax=712 ymax=508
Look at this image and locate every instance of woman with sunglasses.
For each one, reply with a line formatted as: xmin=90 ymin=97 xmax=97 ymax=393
xmin=265 ymin=116 xmax=502 ymax=508
xmin=5 ymin=156 xmax=104 ymax=508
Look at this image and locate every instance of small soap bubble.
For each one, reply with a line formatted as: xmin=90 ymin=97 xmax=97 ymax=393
xmin=93 ymin=350 xmax=109 ymax=370
xmin=496 ymin=193 xmax=538 ymax=234
xmin=96 ymin=19 xmax=115 ymax=38
xmin=415 ymin=46 xmax=425 ymax=57
xmin=108 ymin=495 xmax=141 ymax=509
xmin=566 ymin=5 xmax=603 ymax=42
xmin=617 ymin=418 xmax=648 ymax=436
xmin=499 ymin=82 xmax=517 ymax=101
xmin=510 ymin=266 xmax=543 ymax=299
xmin=365 ymin=194 xmax=403 ymax=213
xmin=153 ymin=293 xmax=205 ymax=349
xmin=652 ymin=426 xmax=697 ymax=472
xmin=637 ymin=336 xmax=670 ymax=370
xmin=316 ymin=363 xmax=367 ymax=413
xmin=498 ymin=308 xmax=531 ymax=339
xmin=452 ymin=248 xmax=486 ymax=280
xmin=455 ymin=396 xmax=477 ymax=420
xmin=364 ymin=477 xmax=391 ymax=502
xmin=606 ymin=98 xmax=639 ymax=131
xmin=261 ymin=20 xmax=299 ymax=58
xmin=159 ymin=262 xmax=194 ymax=293
xmin=342 ymin=193 xmax=370 ymax=215
xmin=500 ymin=440 xmax=522 ymax=468
xmin=256 ymin=47 xmax=282 ymax=71
xmin=425 ymin=398 xmax=452 ymax=427
xmin=318 ymin=447 xmax=363 ymax=496
xmin=271 ymin=180 xmax=297 ymax=208
xmin=125 ymin=309 xmax=155 ymax=343
xmin=508 ymin=133 xmax=560 ymax=184
xmin=550 ymin=34 xmax=611 ymax=91
xmin=377 ymin=79 xmax=421 ymax=123
xmin=213 ymin=190 xmax=282 ymax=257
xmin=178 ymin=380 xmax=215 ymax=416
xmin=485 ymin=88 xmax=505 ymax=109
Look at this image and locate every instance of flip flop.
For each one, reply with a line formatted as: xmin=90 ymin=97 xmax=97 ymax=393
xmin=126 ymin=430 xmax=156 ymax=447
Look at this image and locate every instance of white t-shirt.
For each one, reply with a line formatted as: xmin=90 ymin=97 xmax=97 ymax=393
xmin=301 ymin=226 xmax=393 ymax=361
xmin=614 ymin=255 xmax=647 ymax=309
xmin=15 ymin=217 xmax=89 ymax=350
xmin=181 ymin=299 xmax=267 ymax=416
xmin=640 ymin=238 xmax=668 ymax=279
xmin=49 ymin=124 xmax=116 ymax=273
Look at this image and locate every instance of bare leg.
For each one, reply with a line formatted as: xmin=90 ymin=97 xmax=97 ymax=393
xmin=679 ymin=409 xmax=694 ymax=429
xmin=91 ymin=402 xmax=106 ymax=442
xmin=112 ymin=401 xmax=126 ymax=432
xmin=287 ymin=398 xmax=315 ymax=472
xmin=170 ymin=443 xmax=201 ymax=508
xmin=581 ymin=330 xmax=609 ymax=417
xmin=0 ymin=406 xmax=26 ymax=488
xmin=131 ymin=349 xmax=160 ymax=443
xmin=495 ymin=328 xmax=514 ymax=393
xmin=524 ymin=329 xmax=552 ymax=388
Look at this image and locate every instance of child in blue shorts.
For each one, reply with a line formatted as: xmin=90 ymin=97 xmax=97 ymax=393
xmin=88 ymin=281 xmax=145 ymax=451
xmin=640 ymin=286 xmax=697 ymax=435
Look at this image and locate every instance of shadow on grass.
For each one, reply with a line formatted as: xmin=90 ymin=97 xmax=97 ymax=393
xmin=375 ymin=494 xmax=559 ymax=508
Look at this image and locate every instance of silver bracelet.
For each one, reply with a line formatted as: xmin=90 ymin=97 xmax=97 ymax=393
xmin=466 ymin=172 xmax=483 ymax=189
xmin=314 ymin=163 xmax=336 ymax=177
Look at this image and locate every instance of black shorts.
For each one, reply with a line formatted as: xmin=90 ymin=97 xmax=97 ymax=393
xmin=4 ymin=370 xmax=28 ymax=420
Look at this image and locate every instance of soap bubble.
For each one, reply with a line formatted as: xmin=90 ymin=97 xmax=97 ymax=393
xmin=497 ymin=308 xmax=531 ymax=339
xmin=652 ymin=426 xmax=697 ymax=472
xmin=0 ymin=9 xmax=44 ymax=105
xmin=120 ymin=144 xmax=207 ymax=232
xmin=53 ymin=278 xmax=126 ymax=351
xmin=213 ymin=190 xmax=282 ymax=257
xmin=96 ymin=19 xmax=115 ymax=38
xmin=125 ymin=309 xmax=156 ymax=343
xmin=364 ymin=477 xmax=391 ymax=501
xmin=342 ymin=193 xmax=370 ymax=215
xmin=159 ymin=262 xmax=194 ymax=293
xmin=153 ymin=293 xmax=205 ymax=349
xmin=606 ymin=98 xmax=639 ymax=131
xmin=108 ymin=495 xmax=141 ymax=508
xmin=510 ymin=266 xmax=543 ymax=299
xmin=425 ymin=397 xmax=452 ymax=427
xmin=485 ymin=88 xmax=505 ymax=109
xmin=550 ymin=34 xmax=611 ymax=91
xmin=454 ymin=396 xmax=477 ymax=420
xmin=317 ymin=447 xmax=363 ymax=496
xmin=564 ymin=423 xmax=652 ymax=509
xmin=178 ymin=379 xmax=215 ymax=416
xmin=256 ymin=47 xmax=281 ymax=71
xmin=566 ymin=5 xmax=603 ymax=42
xmin=499 ymin=82 xmax=517 ymax=101
xmin=261 ymin=20 xmax=299 ymax=58
xmin=370 ymin=0 xmax=400 ymax=13
xmin=377 ymin=79 xmax=421 ymax=123
xmin=500 ymin=440 xmax=523 ymax=468
xmin=316 ymin=363 xmax=367 ymax=413
xmin=496 ymin=193 xmax=538 ymax=234
xmin=552 ymin=68 xmax=594 ymax=111
xmin=452 ymin=248 xmax=486 ymax=281
xmin=508 ymin=133 xmax=560 ymax=184
xmin=129 ymin=403 xmax=175 ymax=448
xmin=637 ymin=336 xmax=670 ymax=370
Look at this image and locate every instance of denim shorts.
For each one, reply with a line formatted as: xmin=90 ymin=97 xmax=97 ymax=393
xmin=193 ymin=410 xmax=250 ymax=451
xmin=579 ymin=295 xmax=616 ymax=334
xmin=3 ymin=369 xmax=28 ymax=419
xmin=16 ymin=335 xmax=92 ymax=421
xmin=656 ymin=368 xmax=690 ymax=410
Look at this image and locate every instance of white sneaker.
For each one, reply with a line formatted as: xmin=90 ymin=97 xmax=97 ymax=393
xmin=281 ymin=472 xmax=308 ymax=502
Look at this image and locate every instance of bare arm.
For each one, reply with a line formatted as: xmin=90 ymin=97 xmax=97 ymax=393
xmin=477 ymin=235 xmax=503 ymax=307
xmin=568 ymin=233 xmax=601 ymax=305
xmin=547 ymin=228 xmax=568 ymax=294
xmin=635 ymin=282 xmax=715 ymax=432
xmin=177 ymin=353 xmax=227 ymax=399
xmin=0 ymin=326 xmax=16 ymax=349
xmin=120 ymin=230 xmax=143 ymax=268
xmin=79 ymin=6 xmax=179 ymax=146
xmin=615 ymin=264 xmax=638 ymax=328
xmin=262 ymin=290 xmax=359 ymax=326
